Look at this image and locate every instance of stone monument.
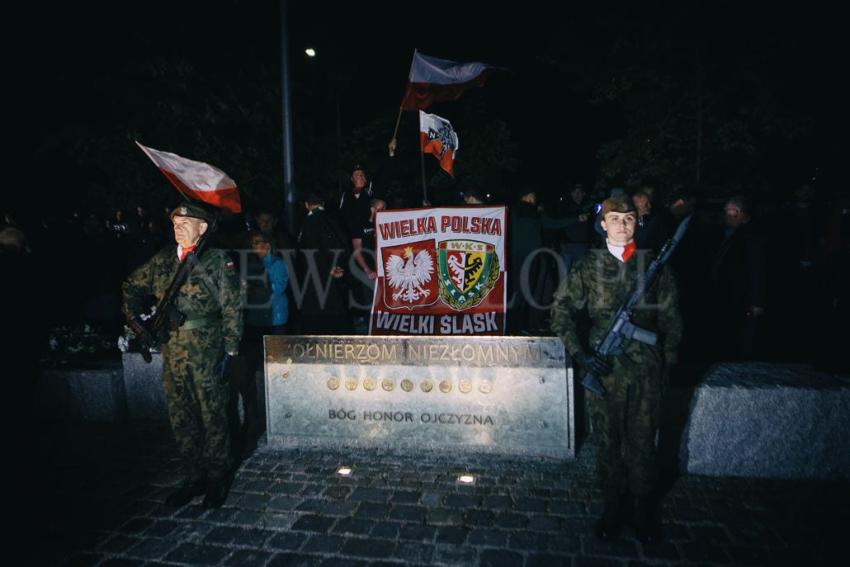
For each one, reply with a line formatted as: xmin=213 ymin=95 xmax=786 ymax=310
xmin=265 ymin=336 xmax=574 ymax=459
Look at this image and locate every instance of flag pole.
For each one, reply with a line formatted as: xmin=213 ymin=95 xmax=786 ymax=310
xmin=392 ymin=49 xmax=416 ymax=140
xmin=392 ymin=101 xmax=405 ymax=141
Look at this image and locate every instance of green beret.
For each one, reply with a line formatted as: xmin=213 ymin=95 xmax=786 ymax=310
xmin=170 ymin=202 xmax=212 ymax=222
xmin=601 ymin=194 xmax=636 ymax=217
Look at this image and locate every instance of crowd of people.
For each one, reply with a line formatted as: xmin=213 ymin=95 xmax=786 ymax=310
xmin=3 ymin=166 xmax=847 ymax=542
xmin=1 ymin=175 xmax=847 ymax=368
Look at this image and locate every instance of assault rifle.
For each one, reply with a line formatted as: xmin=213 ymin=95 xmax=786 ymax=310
xmin=128 ymin=214 xmax=218 ymax=363
xmin=581 ymin=215 xmax=691 ymax=397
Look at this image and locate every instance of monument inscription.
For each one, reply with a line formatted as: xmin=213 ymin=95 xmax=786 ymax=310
xmin=265 ymin=336 xmax=574 ymax=458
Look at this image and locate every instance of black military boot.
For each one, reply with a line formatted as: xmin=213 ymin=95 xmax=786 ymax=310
xmin=202 ymin=478 xmax=229 ymax=508
xmin=594 ymin=498 xmax=624 ymax=541
xmin=633 ymin=495 xmax=662 ymax=544
xmin=165 ymin=478 xmax=206 ymax=507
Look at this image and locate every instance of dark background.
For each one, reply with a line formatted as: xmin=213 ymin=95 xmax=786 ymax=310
xmin=15 ymin=0 xmax=844 ymax=217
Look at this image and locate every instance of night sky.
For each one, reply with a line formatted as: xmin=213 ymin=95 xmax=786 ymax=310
xmin=18 ymin=1 xmax=842 ymax=215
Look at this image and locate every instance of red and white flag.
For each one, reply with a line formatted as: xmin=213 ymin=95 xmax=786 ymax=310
xmin=401 ymin=50 xmax=499 ymax=111
xmin=419 ymin=111 xmax=459 ymax=176
xmin=135 ymin=141 xmax=242 ymax=213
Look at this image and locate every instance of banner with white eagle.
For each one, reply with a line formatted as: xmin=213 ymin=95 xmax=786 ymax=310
xmin=370 ymin=206 xmax=507 ymax=336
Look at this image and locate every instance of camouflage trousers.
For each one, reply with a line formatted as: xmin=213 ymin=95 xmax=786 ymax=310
xmin=588 ymin=349 xmax=662 ymax=501
xmin=161 ymin=328 xmax=233 ymax=482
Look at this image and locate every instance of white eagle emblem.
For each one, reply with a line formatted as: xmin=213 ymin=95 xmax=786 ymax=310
xmin=385 ymin=246 xmax=434 ymax=303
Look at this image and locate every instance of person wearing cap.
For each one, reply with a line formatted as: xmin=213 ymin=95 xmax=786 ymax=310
xmin=122 ymin=201 xmax=242 ymax=508
xmin=338 ymin=163 xmax=375 ymax=241
xmin=592 ymin=187 xmax=626 ymax=241
xmin=338 ymin=139 xmax=399 ymax=235
xmin=551 ymin=194 xmax=682 ymax=544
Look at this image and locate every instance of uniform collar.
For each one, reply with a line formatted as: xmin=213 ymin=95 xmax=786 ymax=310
xmin=606 ymin=240 xmax=636 ymax=262
xmin=176 ymin=244 xmax=197 ymax=261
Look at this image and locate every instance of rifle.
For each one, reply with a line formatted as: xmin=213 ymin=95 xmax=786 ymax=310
xmin=128 ymin=214 xmax=218 ymax=363
xmin=581 ymin=215 xmax=691 ymax=397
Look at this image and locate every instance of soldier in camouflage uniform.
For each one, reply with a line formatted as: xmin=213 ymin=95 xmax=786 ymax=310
xmin=551 ymin=194 xmax=682 ymax=543
xmin=123 ymin=203 xmax=243 ymax=508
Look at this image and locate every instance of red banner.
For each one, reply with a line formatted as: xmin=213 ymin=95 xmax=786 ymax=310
xmin=370 ymin=206 xmax=507 ymax=336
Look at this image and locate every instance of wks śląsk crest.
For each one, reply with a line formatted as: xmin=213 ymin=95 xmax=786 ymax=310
xmin=438 ymin=240 xmax=499 ymax=310
xmin=382 ymin=239 xmax=438 ymax=309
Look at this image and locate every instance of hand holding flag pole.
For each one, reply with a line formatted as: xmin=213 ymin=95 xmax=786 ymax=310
xmin=392 ymin=89 xmax=410 ymax=141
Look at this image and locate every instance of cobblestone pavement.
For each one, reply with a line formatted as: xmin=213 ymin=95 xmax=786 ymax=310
xmin=34 ymin=422 xmax=844 ymax=566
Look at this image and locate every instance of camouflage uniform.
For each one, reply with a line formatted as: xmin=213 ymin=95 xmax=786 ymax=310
xmin=551 ymin=248 xmax=681 ymax=500
xmin=123 ymin=245 xmax=242 ymax=483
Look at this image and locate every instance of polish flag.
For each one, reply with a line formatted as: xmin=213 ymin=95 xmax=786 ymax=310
xmin=136 ymin=141 xmax=242 ymax=213
xmin=419 ymin=111 xmax=459 ymax=176
xmin=401 ymin=50 xmax=499 ymax=111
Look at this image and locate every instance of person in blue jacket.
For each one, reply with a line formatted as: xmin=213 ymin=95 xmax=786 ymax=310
xmin=236 ymin=230 xmax=289 ymax=456
xmin=247 ymin=231 xmax=289 ymax=331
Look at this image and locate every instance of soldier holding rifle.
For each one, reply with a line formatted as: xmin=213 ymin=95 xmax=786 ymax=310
xmin=551 ymin=194 xmax=683 ymax=543
xmin=123 ymin=202 xmax=242 ymax=508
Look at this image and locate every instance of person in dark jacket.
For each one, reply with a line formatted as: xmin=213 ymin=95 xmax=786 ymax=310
xmin=297 ymin=192 xmax=353 ymax=334
xmin=509 ymin=188 xmax=570 ymax=334
xmin=338 ymin=165 xmax=374 ymax=244
xmin=632 ymin=189 xmax=670 ymax=253
xmin=337 ymin=139 xmax=397 ymax=245
xmin=559 ymin=183 xmax=594 ymax=273
xmin=710 ymin=195 xmax=766 ymax=360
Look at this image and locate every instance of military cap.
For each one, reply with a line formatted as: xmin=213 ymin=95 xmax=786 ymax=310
xmin=170 ymin=202 xmax=212 ymax=222
xmin=600 ymin=194 xmax=637 ymax=217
